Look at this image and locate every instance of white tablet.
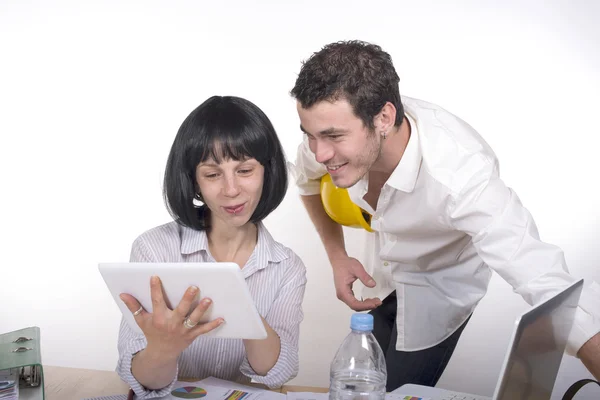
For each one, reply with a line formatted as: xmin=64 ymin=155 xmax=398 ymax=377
xmin=98 ymin=262 xmax=267 ymax=339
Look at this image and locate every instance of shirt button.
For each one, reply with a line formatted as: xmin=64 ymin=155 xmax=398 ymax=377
xmin=383 ymin=262 xmax=389 ymax=266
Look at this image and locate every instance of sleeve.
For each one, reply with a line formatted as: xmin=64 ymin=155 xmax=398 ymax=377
xmin=446 ymin=157 xmax=600 ymax=356
xmin=239 ymin=252 xmax=308 ymax=388
xmin=290 ymin=136 xmax=327 ymax=196
xmin=115 ymin=236 xmax=180 ymax=399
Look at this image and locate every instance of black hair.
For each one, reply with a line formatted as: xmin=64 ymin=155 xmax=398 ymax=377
xmin=163 ymin=96 xmax=288 ymax=230
xmin=291 ymin=40 xmax=404 ymax=129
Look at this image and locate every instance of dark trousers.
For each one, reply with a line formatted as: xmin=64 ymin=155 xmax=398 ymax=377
xmin=369 ymin=291 xmax=470 ymax=392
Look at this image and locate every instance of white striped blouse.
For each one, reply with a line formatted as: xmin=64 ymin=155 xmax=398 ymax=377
xmin=115 ymin=221 xmax=307 ymax=399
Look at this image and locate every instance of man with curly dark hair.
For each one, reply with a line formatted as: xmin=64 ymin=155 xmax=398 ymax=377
xmin=290 ymin=40 xmax=600 ymax=391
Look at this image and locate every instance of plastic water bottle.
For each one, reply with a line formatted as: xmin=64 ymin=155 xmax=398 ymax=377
xmin=329 ymin=313 xmax=387 ymax=400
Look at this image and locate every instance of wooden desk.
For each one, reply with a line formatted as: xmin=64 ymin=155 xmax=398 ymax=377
xmin=44 ymin=366 xmax=327 ymax=400
xmin=45 ymin=366 xmax=130 ymax=400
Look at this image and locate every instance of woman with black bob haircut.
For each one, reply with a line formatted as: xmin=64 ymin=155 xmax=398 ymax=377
xmin=117 ymin=96 xmax=307 ymax=398
xmin=164 ymin=95 xmax=288 ymax=229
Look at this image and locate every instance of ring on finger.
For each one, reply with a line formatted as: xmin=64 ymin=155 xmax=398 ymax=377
xmin=133 ymin=306 xmax=143 ymax=316
xmin=183 ymin=317 xmax=198 ymax=329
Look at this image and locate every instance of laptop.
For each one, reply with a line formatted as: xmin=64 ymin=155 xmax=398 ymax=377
xmin=395 ymin=278 xmax=584 ymax=400
xmin=98 ymin=262 xmax=267 ymax=339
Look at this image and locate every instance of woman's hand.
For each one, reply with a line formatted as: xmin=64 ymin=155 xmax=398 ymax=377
xmin=120 ymin=275 xmax=224 ymax=361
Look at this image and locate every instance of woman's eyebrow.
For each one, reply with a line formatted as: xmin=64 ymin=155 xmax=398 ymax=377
xmin=198 ymin=162 xmax=220 ymax=168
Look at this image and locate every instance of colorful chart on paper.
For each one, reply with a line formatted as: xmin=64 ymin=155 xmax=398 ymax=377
xmin=171 ymin=386 xmax=208 ymax=399
xmin=223 ymin=390 xmax=252 ymax=400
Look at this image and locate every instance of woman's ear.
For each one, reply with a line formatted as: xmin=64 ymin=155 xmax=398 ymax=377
xmin=193 ymin=191 xmax=204 ymax=208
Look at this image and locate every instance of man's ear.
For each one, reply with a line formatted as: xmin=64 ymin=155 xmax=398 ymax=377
xmin=373 ymin=101 xmax=397 ymax=134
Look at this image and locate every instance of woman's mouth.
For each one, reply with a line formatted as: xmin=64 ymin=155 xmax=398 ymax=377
xmin=224 ymin=203 xmax=245 ymax=215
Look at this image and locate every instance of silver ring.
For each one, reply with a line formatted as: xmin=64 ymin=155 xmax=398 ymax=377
xmin=183 ymin=317 xmax=197 ymax=329
xmin=133 ymin=306 xmax=143 ymax=316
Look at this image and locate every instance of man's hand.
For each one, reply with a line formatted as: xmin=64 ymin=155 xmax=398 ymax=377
xmin=331 ymin=256 xmax=382 ymax=311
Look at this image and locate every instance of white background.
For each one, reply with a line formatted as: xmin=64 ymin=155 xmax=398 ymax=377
xmin=1 ymin=0 xmax=599 ymax=398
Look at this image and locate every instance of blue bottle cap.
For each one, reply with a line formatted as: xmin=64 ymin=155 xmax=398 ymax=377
xmin=350 ymin=313 xmax=374 ymax=331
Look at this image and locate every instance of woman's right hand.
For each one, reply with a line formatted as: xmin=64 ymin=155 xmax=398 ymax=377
xmin=120 ymin=275 xmax=224 ymax=361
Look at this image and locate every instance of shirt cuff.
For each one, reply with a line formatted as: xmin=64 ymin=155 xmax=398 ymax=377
xmin=116 ymin=340 xmax=179 ymax=399
xmin=297 ymin=180 xmax=321 ymax=196
xmin=239 ymin=338 xmax=298 ymax=389
xmin=287 ymin=161 xmax=322 ymax=196
xmin=566 ymin=281 xmax=600 ymax=356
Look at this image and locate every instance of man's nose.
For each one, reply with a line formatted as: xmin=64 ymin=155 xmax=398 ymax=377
xmin=312 ymin=140 xmax=334 ymax=164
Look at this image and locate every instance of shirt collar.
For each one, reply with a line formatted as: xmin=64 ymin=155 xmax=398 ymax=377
xmin=180 ymin=222 xmax=288 ymax=271
xmin=180 ymin=223 xmax=209 ymax=255
xmin=385 ymin=111 xmax=422 ymax=193
xmin=347 ymin=111 xmax=422 ymax=205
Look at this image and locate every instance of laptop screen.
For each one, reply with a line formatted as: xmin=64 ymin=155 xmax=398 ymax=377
xmin=495 ymin=280 xmax=583 ymax=400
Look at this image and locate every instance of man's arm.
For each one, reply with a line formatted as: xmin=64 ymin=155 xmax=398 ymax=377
xmin=293 ymin=138 xmax=379 ymax=309
xmin=446 ymin=155 xmax=600 ymax=375
xmin=579 ymin=333 xmax=600 ymax=380
xmin=301 ymin=194 xmax=380 ymax=310
xmin=300 ymin=194 xmax=347 ymax=262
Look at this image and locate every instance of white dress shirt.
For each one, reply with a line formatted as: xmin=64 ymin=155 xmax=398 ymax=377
xmin=293 ymin=95 xmax=600 ymax=355
xmin=116 ymin=221 xmax=307 ymax=399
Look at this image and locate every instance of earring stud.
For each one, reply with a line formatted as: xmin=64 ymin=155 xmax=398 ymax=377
xmin=192 ymin=193 xmax=203 ymax=208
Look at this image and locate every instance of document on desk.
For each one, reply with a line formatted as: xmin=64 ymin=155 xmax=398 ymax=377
xmin=385 ymin=394 xmax=431 ymax=400
xmin=164 ymin=381 xmax=262 ymax=400
xmin=285 ymin=392 xmax=429 ymax=400
xmin=83 ymin=377 xmax=287 ymax=400
xmin=285 ymin=392 xmax=328 ymax=400
xmin=195 ymin=377 xmax=285 ymax=400
xmin=134 ymin=377 xmax=286 ymax=400
xmin=0 ymin=369 xmax=19 ymax=400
